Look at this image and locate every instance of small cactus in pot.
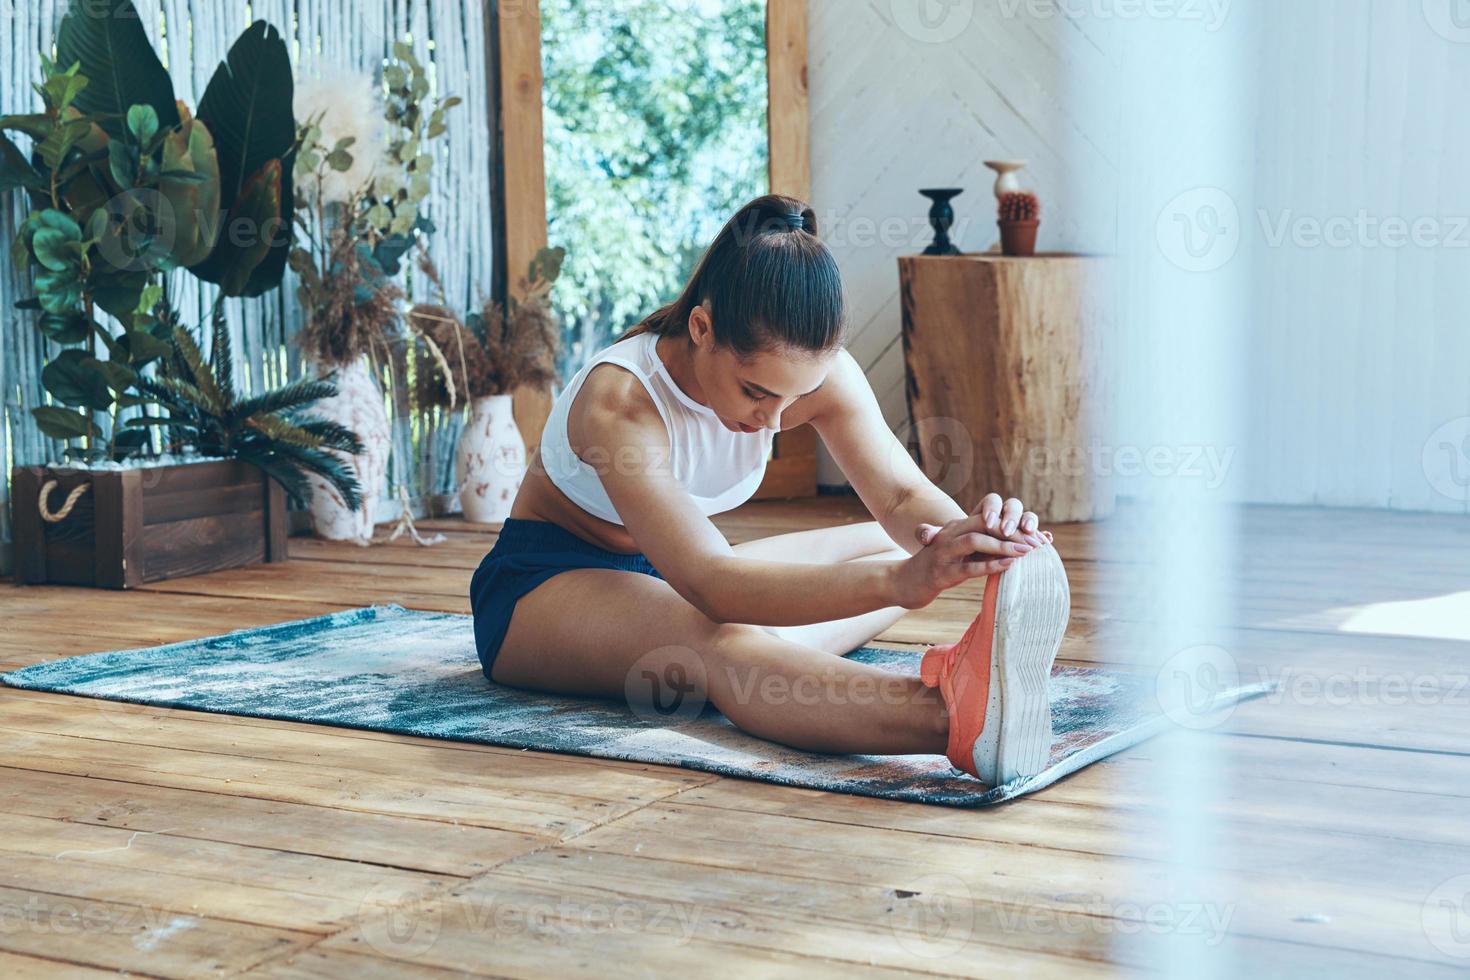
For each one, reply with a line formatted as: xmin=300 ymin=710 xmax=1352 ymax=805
xmin=998 ymin=190 xmax=1041 ymax=257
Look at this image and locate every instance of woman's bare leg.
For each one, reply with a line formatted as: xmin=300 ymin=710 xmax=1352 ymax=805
xmin=728 ymin=520 xmax=916 ymax=656
xmin=489 ymin=564 xmax=948 ymax=756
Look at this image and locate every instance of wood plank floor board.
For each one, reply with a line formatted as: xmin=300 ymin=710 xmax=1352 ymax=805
xmin=0 ymin=727 xmax=702 ymax=841
xmin=0 ymin=950 xmax=149 ymax=980
xmin=0 ymin=883 xmax=308 ymax=977
xmin=0 ymin=767 xmax=542 ymax=877
xmin=1 ymin=498 xmax=1464 ymax=975
xmin=561 ymin=801 xmax=1452 ymax=957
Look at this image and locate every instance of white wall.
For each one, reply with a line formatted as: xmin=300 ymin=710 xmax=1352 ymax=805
xmin=807 ymin=0 xmax=1470 ymax=515
xmin=805 ymin=0 xmax=1116 ymax=485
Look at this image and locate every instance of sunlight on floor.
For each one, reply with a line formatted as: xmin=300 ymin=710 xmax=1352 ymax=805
xmin=1338 ymin=591 xmax=1470 ymax=642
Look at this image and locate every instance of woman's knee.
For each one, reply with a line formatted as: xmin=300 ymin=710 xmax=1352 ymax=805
xmin=705 ymin=621 xmax=773 ymax=661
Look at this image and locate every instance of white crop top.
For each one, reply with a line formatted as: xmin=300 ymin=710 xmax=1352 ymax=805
xmin=539 ymin=330 xmax=777 ymax=525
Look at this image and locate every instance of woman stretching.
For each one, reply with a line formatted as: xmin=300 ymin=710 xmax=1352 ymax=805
xmin=470 ymin=194 xmax=1071 ymax=786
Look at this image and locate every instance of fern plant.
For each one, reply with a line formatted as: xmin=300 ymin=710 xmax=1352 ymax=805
xmin=130 ymin=308 xmax=366 ymax=510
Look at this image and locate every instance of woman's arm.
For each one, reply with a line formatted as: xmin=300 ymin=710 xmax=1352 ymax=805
xmin=581 ymin=373 xmax=1020 ymax=626
xmin=809 ymin=349 xmax=1047 ymax=550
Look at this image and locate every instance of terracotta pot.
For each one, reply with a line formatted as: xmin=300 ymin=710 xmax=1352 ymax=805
xmin=305 ymin=354 xmax=391 ymax=543
xmin=456 ymin=392 xmax=526 ymax=523
xmin=998 ymin=219 xmax=1039 ymax=257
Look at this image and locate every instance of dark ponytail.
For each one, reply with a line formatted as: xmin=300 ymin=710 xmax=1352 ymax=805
xmin=623 ymin=194 xmax=847 ymax=358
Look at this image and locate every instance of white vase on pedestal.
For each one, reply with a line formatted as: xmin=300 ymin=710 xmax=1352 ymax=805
xmin=983 ymin=159 xmax=1029 ymax=199
xmin=456 ymin=392 xmax=526 ymax=523
xmin=305 ymin=354 xmax=391 ymax=543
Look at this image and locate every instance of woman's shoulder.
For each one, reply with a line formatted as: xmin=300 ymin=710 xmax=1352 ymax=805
xmin=566 ymin=356 xmax=667 ymax=452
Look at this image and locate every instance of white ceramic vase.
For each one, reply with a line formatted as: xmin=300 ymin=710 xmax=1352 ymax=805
xmin=983 ymin=159 xmax=1029 ymax=199
xmin=456 ymin=392 xmax=526 ymax=523
xmin=305 ymin=354 xmax=391 ymax=543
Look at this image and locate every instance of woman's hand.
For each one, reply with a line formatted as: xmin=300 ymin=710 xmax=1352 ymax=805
xmin=891 ymin=513 xmax=1035 ymax=610
xmin=914 ymin=491 xmax=1051 ymax=552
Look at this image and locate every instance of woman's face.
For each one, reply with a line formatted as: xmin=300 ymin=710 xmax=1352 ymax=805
xmin=687 ymin=301 xmax=835 ymax=433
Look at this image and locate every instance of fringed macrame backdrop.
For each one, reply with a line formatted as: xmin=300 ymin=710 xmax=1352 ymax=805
xmin=0 ymin=0 xmax=497 ymax=574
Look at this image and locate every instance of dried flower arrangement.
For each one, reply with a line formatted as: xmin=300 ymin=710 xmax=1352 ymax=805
xmin=289 ymin=43 xmax=460 ymax=370
xmin=282 ymin=42 xmax=460 ymax=542
xmin=407 ymin=246 xmax=566 ymax=409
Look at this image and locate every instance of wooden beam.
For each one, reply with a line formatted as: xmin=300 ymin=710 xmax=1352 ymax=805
xmin=496 ymin=0 xmax=548 ymax=292
xmin=496 ymin=0 xmax=556 ymax=455
xmin=766 ymin=0 xmax=812 ymax=203
xmin=754 ymin=0 xmax=818 ymax=498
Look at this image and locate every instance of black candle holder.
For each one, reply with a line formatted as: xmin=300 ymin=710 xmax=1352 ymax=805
xmin=920 ymin=187 xmax=963 ymax=255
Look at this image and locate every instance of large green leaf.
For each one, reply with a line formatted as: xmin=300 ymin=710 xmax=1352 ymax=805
xmin=210 ymin=159 xmax=281 ymax=298
xmin=32 ymin=405 xmax=98 ymax=440
xmin=158 ymin=116 xmax=220 ymax=266
xmin=31 ymin=228 xmax=80 ymax=271
xmin=37 ymin=311 xmax=91 ymax=345
xmin=0 ymin=114 xmax=53 ymax=141
xmin=41 ymin=349 xmax=113 ymax=410
xmin=191 ymin=20 xmax=295 ymax=296
xmin=56 ymin=0 xmax=178 ymax=142
xmin=0 ymin=132 xmax=43 ymax=193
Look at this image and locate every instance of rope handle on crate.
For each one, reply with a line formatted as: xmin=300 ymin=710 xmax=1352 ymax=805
xmin=37 ymin=479 xmax=91 ymax=523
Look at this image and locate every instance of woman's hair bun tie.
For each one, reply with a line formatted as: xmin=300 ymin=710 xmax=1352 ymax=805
xmin=781 ymin=210 xmax=806 ymax=230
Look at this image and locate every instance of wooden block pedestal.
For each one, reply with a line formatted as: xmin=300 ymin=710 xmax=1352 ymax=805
xmin=898 ymin=253 xmax=1114 ymax=523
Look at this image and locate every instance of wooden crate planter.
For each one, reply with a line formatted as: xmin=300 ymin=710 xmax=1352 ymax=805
xmin=10 ymin=460 xmax=289 ymax=588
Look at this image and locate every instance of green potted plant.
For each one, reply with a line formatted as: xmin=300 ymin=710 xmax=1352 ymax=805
xmin=3 ymin=1 xmax=363 ymax=587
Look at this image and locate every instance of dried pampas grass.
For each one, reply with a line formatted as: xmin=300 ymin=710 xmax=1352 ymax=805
xmin=410 ymin=254 xmax=561 ymax=406
xmin=294 ymin=68 xmax=389 ymax=205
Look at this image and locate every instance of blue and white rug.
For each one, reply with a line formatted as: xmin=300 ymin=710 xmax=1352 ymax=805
xmin=0 ymin=604 xmax=1275 ymax=806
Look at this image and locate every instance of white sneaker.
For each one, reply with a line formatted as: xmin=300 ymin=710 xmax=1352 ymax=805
xmin=919 ymin=543 xmax=1071 ymax=785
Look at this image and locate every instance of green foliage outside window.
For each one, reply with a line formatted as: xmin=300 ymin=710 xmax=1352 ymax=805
xmin=540 ymin=0 xmax=769 ymax=380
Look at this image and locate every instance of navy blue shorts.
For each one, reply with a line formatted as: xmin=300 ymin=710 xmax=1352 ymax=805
xmin=469 ymin=517 xmax=664 ymax=680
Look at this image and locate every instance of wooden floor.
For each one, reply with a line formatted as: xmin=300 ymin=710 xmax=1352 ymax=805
xmin=1 ymin=497 xmax=1467 ymax=977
